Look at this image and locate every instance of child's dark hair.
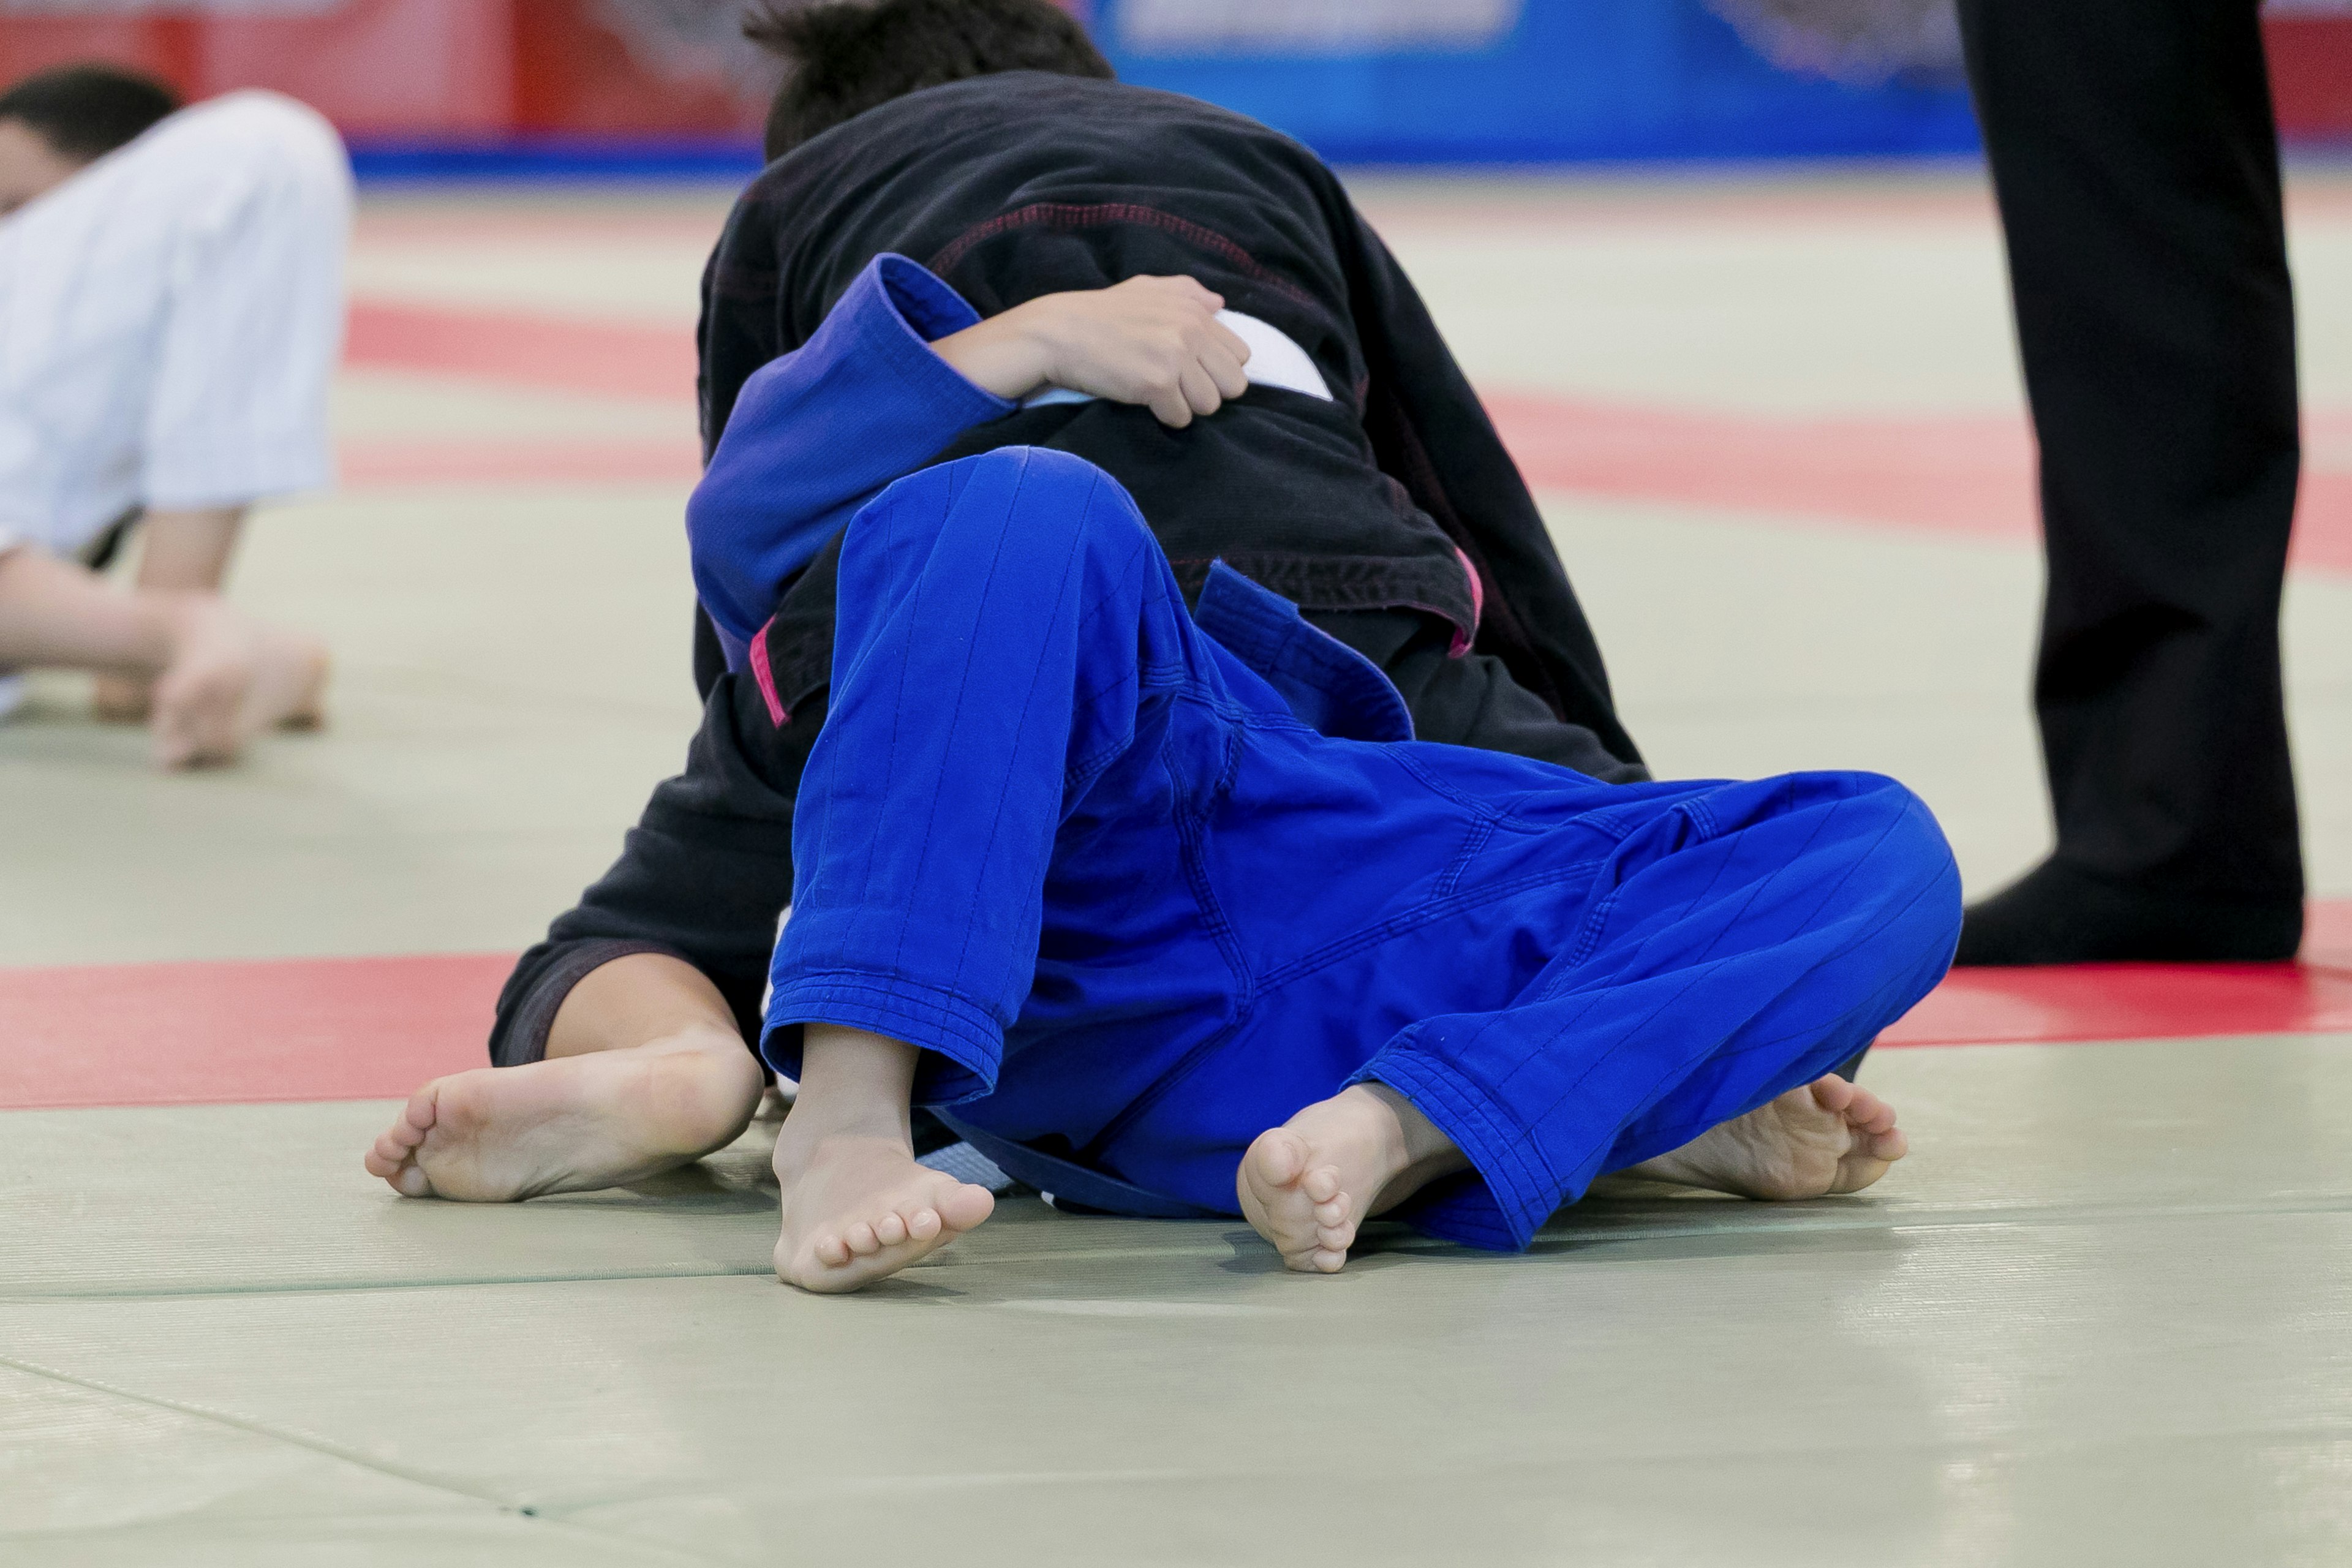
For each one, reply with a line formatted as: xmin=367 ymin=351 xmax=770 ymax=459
xmin=0 ymin=64 xmax=183 ymax=162
xmin=745 ymin=0 xmax=1114 ymax=161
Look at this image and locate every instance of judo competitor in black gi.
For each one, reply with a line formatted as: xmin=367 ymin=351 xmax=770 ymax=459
xmin=479 ymin=0 xmax=1662 ymax=1088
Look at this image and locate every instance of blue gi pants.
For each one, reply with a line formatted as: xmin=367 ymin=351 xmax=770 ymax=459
xmin=765 ymin=448 xmax=1962 ymax=1251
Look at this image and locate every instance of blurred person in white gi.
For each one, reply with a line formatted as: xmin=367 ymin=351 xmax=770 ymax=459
xmin=0 ymin=65 xmax=346 ymax=767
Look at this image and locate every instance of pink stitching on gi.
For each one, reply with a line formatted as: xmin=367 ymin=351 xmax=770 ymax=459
xmin=1450 ymin=547 xmax=1485 ymax=657
xmin=748 ymin=620 xmax=788 ymax=725
xmin=927 ymin=203 xmax=1321 ymax=312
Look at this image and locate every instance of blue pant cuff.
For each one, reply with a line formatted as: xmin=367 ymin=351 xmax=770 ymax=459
xmin=763 ymin=971 xmax=1002 ymax=1104
xmin=1351 ymin=1042 xmax=1561 ymax=1252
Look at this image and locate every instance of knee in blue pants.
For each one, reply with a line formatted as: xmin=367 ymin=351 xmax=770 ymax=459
xmin=766 ymin=447 xmax=1221 ymax=1101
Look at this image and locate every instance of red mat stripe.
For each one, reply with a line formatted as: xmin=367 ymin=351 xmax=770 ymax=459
xmin=1 ymin=953 xmax=508 ymax=1112
xmin=334 ymin=300 xmax=2352 ymax=565
xmin=344 ymin=301 xmax=695 ymax=403
xmin=4 ymin=905 xmax=2348 ymax=1111
xmin=339 ymin=435 xmax=701 ymax=488
xmin=1482 ymin=394 xmax=2352 ymax=576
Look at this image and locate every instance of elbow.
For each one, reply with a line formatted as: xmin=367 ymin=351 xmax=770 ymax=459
xmin=690 ymin=562 xmax=757 ymax=654
xmin=685 ymin=494 xmax=748 ymax=641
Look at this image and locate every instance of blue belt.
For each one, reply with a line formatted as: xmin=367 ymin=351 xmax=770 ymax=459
xmin=933 ymin=1114 xmax=1228 ymax=1219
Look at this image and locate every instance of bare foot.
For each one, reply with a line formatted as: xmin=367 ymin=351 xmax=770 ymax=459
xmin=1238 ymin=1084 xmax=1468 ymax=1274
xmin=149 ymin=601 xmax=328 ymax=768
xmin=772 ymin=1120 xmax=995 ymax=1294
xmin=364 ymin=1034 xmax=763 ymax=1201
xmin=251 ymin=631 xmax=329 ymax=734
xmin=91 ymin=673 xmax=153 ymax=723
xmin=1627 ymin=1074 xmax=1907 ymax=1200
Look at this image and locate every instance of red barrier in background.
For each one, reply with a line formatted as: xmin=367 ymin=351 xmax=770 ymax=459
xmin=0 ymin=2 xmax=2346 ymax=146
xmin=2269 ymin=14 xmax=2352 ymax=138
xmin=0 ymin=0 xmax=767 ymax=140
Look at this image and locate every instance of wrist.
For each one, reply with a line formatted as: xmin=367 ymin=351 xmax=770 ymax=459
xmin=931 ymin=308 xmax=1054 ymax=402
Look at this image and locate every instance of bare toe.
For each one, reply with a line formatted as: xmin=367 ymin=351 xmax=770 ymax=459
xmin=366 ymin=1087 xmax=445 ymax=1193
xmin=938 ymin=1183 xmax=995 ymax=1232
xmin=1847 ymin=1087 xmax=1898 ymax=1136
xmin=772 ymin=1140 xmax=998 ymax=1293
xmin=1252 ymin=1129 xmax=1308 ymax=1188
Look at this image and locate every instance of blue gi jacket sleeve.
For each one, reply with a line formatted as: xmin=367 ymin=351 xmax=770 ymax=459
xmin=686 ymin=252 xmax=1017 ymax=661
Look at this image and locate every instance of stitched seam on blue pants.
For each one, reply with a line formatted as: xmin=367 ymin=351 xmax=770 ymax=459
xmin=1536 ymin=785 xmax=1847 ymax=1025
xmin=1550 ymin=797 xmax=1728 ymax=978
xmin=1076 ymin=720 xmax=1256 ymax=1163
xmin=1560 ymin=884 xmax=1624 ymax=972
xmin=1513 ymin=791 xmax=1940 ymax=1120
xmin=1357 ymin=1046 xmax=1556 ymax=1247
xmin=1435 ymin=818 xmax=1493 ymax=899
xmin=770 ymin=972 xmax=1000 ymax=1042
xmin=925 ymin=465 xmax=1094 ymax=997
xmin=1388 ymin=747 xmax=1504 ymax=820
xmin=1590 ymin=842 xmax=1958 ymax=1150
xmin=1066 ymin=662 xmax=1189 ymax=794
xmin=1389 ymin=750 xmax=1632 ymax=838
xmin=767 ymin=971 xmax=1001 ymax=1087
xmin=1251 ymin=861 xmax=1605 ymax=997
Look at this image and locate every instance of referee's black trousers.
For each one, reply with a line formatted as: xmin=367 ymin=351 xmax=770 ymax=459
xmin=1958 ymin=0 xmax=2304 ymax=908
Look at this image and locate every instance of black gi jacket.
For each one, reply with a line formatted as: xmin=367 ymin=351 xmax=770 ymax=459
xmin=490 ymin=72 xmax=1644 ymax=1067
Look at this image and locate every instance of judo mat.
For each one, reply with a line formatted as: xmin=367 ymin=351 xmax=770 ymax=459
xmin=6 ymin=168 xmax=2352 ymax=1564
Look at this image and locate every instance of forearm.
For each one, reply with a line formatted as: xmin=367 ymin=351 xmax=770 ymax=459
xmin=545 ymin=951 xmax=742 ymax=1060
xmin=0 ymin=546 xmax=179 ymax=673
xmin=927 ymin=311 xmax=1055 ymax=402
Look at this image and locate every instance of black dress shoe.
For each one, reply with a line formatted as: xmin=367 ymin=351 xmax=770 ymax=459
xmin=1956 ymin=858 xmax=2303 ymax=966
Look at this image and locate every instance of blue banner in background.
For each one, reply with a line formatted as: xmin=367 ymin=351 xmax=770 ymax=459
xmin=1095 ymin=0 xmax=1981 ymax=164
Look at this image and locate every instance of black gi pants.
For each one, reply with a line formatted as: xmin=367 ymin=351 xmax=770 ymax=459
xmin=1956 ymin=0 xmax=2305 ymax=957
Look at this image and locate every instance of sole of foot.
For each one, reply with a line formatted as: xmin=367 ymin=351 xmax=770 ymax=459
xmin=91 ymin=673 xmax=153 ymax=724
xmin=364 ymin=1040 xmax=763 ymax=1202
xmin=151 ymin=607 xmax=328 ymax=768
xmin=1630 ymin=1074 xmax=1905 ymax=1201
xmin=1238 ymin=1084 xmax=1466 ymax=1275
xmin=772 ymin=1131 xmax=996 ymax=1294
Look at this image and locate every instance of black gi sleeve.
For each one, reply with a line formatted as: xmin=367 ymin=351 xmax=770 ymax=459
xmin=486 ymin=668 xmax=826 ymax=1067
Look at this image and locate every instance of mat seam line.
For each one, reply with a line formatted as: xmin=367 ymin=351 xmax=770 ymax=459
xmin=6 ymin=1193 xmax=2350 ymax=1301
xmin=0 ymin=1349 xmax=733 ymax=1566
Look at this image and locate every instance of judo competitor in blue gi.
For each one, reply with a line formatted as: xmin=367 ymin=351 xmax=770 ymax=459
xmin=368 ymin=254 xmax=1963 ymax=1292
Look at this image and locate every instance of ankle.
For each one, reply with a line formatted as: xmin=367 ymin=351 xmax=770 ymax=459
xmin=1354 ymin=1084 xmax=1457 ymax=1168
xmin=783 ymin=1024 xmax=921 ymax=1145
xmin=778 ymin=1099 xmax=910 ymax=1150
xmin=1350 ymin=1083 xmax=1469 ymax=1210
